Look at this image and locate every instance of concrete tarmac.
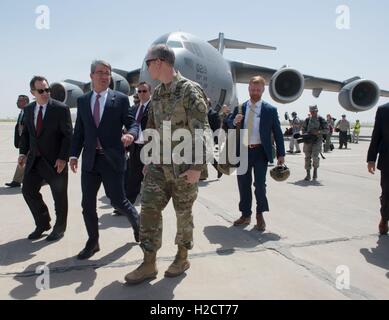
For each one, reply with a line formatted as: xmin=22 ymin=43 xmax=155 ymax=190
xmin=0 ymin=122 xmax=388 ymax=300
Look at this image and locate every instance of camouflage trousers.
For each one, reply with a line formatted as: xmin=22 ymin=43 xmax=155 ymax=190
xmin=140 ymin=164 xmax=198 ymax=253
xmin=303 ymin=141 xmax=322 ymax=170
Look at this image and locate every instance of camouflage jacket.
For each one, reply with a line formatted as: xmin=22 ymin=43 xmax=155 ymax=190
xmin=302 ymin=115 xmax=329 ymax=142
xmin=146 ymin=72 xmax=210 ymax=176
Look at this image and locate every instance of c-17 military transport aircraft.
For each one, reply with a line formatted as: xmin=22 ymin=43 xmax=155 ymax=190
xmin=50 ymin=31 xmax=389 ymax=112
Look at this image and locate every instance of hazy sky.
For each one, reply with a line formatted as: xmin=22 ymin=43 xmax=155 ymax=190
xmin=0 ymin=0 xmax=388 ymax=122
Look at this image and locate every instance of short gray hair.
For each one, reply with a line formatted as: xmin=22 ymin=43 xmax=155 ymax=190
xmin=91 ymin=60 xmax=112 ymax=74
xmin=147 ymin=44 xmax=175 ymax=66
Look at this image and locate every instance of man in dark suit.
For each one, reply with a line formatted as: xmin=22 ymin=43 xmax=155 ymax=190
xmin=226 ymin=75 xmax=285 ymax=231
xmin=70 ymin=60 xmax=140 ymax=260
xmin=125 ymin=82 xmax=151 ymax=204
xmin=19 ymin=76 xmax=73 ymax=241
xmin=367 ymin=103 xmax=389 ymax=235
xmin=5 ymin=95 xmax=29 ymax=188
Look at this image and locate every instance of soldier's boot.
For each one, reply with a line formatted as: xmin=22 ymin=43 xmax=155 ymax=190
xmin=124 ymin=251 xmax=158 ymax=285
xmin=164 ymin=246 xmax=190 ymax=278
xmin=304 ymin=170 xmax=311 ymax=181
xmin=313 ymin=168 xmax=318 ymax=181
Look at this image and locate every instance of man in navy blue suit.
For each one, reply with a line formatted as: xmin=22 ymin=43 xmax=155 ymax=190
xmin=70 ymin=60 xmax=140 ymax=260
xmin=226 ymin=76 xmax=285 ymax=231
xmin=125 ymin=82 xmax=152 ymax=204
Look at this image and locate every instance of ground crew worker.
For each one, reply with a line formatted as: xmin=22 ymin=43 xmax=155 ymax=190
xmin=336 ymin=114 xmax=351 ymax=149
xmin=352 ymin=120 xmax=361 ymax=144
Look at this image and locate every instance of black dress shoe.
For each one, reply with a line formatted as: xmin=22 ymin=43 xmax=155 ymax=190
xmin=5 ymin=181 xmax=21 ymax=188
xmin=28 ymin=226 xmax=51 ymax=240
xmin=113 ymin=209 xmax=123 ymax=216
xmin=46 ymin=231 xmax=64 ymax=242
xmin=77 ymin=244 xmax=100 ymax=260
xmin=379 ymin=219 xmax=389 ymax=235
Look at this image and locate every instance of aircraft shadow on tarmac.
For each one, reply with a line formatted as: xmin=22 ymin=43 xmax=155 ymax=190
xmin=203 ymin=225 xmax=281 ymax=255
xmin=360 ymin=236 xmax=389 ymax=280
xmin=0 ymin=186 xmax=22 ymax=195
xmin=9 ymin=243 xmax=134 ymax=299
xmin=95 ymin=274 xmax=186 ymax=300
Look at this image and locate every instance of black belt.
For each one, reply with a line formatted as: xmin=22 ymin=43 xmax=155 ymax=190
xmin=248 ymin=144 xmax=262 ymax=149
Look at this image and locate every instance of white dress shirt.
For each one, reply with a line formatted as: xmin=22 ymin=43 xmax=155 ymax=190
xmin=70 ymin=89 xmax=109 ymax=161
xmin=91 ymin=89 xmax=109 ymax=121
xmin=243 ymin=100 xmax=262 ymax=145
xmin=134 ymin=99 xmax=150 ymax=145
xmin=34 ymin=103 xmax=48 ymax=127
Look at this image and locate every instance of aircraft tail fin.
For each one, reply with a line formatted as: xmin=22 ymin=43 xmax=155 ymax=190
xmin=208 ymin=33 xmax=276 ymax=55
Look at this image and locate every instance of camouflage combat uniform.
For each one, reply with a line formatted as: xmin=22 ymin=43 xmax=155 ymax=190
xmin=302 ymin=116 xmax=328 ymax=170
xmin=140 ymin=72 xmax=209 ymax=253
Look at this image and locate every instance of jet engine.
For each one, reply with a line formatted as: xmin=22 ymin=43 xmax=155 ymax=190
xmin=269 ymin=67 xmax=304 ymax=103
xmin=110 ymin=72 xmax=130 ymax=95
xmin=51 ymin=81 xmax=84 ymax=108
xmin=338 ymin=79 xmax=380 ymax=112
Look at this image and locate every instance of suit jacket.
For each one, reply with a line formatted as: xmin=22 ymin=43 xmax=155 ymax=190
xmin=208 ymin=108 xmax=222 ymax=132
xmin=19 ymin=99 xmax=73 ymax=174
xmin=130 ymin=101 xmax=150 ymax=131
xmin=367 ymin=103 xmax=389 ymax=171
xmin=14 ymin=110 xmax=24 ymax=148
xmin=226 ymin=100 xmax=285 ymax=162
xmin=71 ymin=89 xmax=139 ymax=173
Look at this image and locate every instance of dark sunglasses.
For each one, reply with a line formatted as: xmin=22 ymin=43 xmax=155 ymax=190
xmin=138 ymin=90 xmax=148 ymax=93
xmin=146 ymin=59 xmax=157 ymax=67
xmin=35 ymin=88 xmax=51 ymax=94
xmin=146 ymin=58 xmax=164 ymax=67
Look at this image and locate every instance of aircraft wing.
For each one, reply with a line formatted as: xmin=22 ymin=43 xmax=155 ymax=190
xmin=112 ymin=68 xmax=141 ymax=88
xmin=209 ymin=38 xmax=276 ymax=51
xmin=230 ymin=60 xmax=343 ymax=91
xmin=229 ymin=60 xmax=389 ymax=99
xmin=380 ymin=90 xmax=389 ymax=97
xmin=229 ymin=61 xmax=278 ymax=84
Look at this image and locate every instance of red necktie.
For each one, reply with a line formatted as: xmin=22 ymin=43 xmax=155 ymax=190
xmin=93 ymin=94 xmax=102 ymax=149
xmin=36 ymin=106 xmax=43 ymax=136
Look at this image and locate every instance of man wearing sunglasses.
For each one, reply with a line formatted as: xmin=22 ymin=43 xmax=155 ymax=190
xmin=125 ymin=44 xmax=209 ymax=284
xmin=70 ymin=60 xmax=140 ymax=260
xmin=18 ymin=76 xmax=73 ymax=242
xmin=125 ymin=82 xmax=152 ymax=204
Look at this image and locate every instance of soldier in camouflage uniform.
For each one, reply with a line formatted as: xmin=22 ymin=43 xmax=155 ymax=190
xmin=125 ymin=44 xmax=210 ymax=284
xmin=302 ymin=105 xmax=328 ymax=181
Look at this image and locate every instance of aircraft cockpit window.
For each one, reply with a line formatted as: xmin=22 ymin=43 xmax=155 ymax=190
xmin=183 ymin=42 xmax=204 ymax=58
xmin=152 ymin=34 xmax=170 ymax=45
xmin=167 ymin=41 xmax=183 ymax=48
